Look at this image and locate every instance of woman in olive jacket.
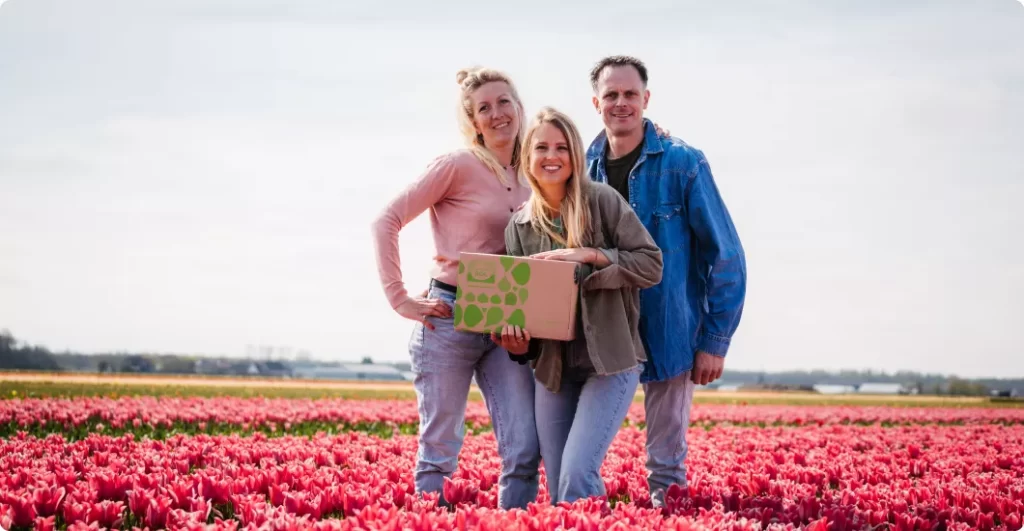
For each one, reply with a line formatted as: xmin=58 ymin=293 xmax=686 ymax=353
xmin=492 ymin=106 xmax=663 ymax=504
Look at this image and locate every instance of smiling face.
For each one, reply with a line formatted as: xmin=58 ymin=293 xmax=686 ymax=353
xmin=528 ymin=122 xmax=574 ymax=190
xmin=468 ymin=81 xmax=520 ymax=150
xmin=520 ymin=107 xmax=592 ymax=248
xmin=592 ymin=65 xmax=650 ymax=137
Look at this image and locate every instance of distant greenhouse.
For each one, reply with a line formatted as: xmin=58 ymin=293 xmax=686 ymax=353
xmin=813 ymin=384 xmax=857 ymax=395
xmin=856 ymin=382 xmax=910 ymax=395
xmin=291 ymin=362 xmax=407 ymax=382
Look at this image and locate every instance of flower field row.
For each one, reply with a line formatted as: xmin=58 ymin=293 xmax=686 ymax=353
xmin=1 ymin=424 xmax=1021 ymax=530
xmin=2 ymin=397 xmax=1023 ymax=440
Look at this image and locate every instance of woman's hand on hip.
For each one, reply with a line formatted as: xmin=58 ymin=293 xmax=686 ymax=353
xmin=491 ymin=324 xmax=531 ymax=355
xmin=396 ymin=293 xmax=452 ymax=330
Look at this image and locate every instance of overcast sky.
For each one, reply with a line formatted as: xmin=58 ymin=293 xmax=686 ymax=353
xmin=1 ymin=0 xmax=1022 ymax=378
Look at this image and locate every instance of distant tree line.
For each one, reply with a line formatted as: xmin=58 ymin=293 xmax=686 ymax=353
xmin=1 ymin=329 xmax=194 ymax=375
xmin=0 ymin=330 xmax=63 ymax=371
xmin=0 ymin=329 xmax=1019 ymax=395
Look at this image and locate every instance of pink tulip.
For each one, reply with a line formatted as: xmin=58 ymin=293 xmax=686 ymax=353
xmin=3 ymin=494 xmax=36 ymax=527
xmin=144 ymin=495 xmax=173 ymax=529
xmin=29 ymin=485 xmax=66 ymax=517
xmin=33 ymin=515 xmax=56 ymax=531
xmin=1 ymin=398 xmax=1022 ymax=530
xmin=92 ymin=500 xmax=125 ymax=529
xmin=0 ymin=504 xmax=13 ymax=531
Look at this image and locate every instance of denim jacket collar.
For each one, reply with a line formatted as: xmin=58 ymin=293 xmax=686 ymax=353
xmin=586 ymin=118 xmax=664 ymax=177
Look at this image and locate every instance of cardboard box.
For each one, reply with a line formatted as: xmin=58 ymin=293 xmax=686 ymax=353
xmin=453 ymin=252 xmax=581 ymax=341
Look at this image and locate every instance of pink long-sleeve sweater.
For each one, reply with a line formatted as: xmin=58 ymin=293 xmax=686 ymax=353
xmin=372 ymin=150 xmax=532 ymax=309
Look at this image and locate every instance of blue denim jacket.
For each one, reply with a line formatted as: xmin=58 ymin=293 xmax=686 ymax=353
xmin=586 ymin=119 xmax=747 ymax=383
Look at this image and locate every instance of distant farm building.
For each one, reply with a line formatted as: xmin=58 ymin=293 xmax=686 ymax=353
xmin=813 ymin=384 xmax=857 ymax=395
xmin=856 ymin=382 xmax=909 ymax=395
xmin=706 ymin=381 xmax=744 ymax=391
xmin=292 ymin=363 xmax=406 ymax=381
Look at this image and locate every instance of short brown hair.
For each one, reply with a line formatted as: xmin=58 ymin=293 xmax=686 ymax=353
xmin=589 ymin=55 xmax=648 ymax=90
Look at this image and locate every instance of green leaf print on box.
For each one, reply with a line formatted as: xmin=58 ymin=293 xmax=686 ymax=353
xmin=486 ymin=307 xmax=503 ymax=326
xmin=461 ymin=304 xmax=484 ymax=328
xmin=456 ymin=258 xmax=533 ymax=332
xmin=511 ymin=262 xmax=531 ymax=285
xmin=507 ymin=309 xmax=525 ymax=328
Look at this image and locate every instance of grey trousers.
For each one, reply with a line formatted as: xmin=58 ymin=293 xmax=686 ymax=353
xmin=642 ymin=369 xmax=696 ymax=506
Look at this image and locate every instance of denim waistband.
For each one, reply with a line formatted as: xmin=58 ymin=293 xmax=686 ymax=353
xmin=430 ymin=278 xmax=457 ymax=293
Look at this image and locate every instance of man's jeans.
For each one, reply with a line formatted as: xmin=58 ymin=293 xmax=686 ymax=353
xmin=642 ymin=369 xmax=696 ymax=506
xmin=408 ymin=284 xmax=540 ymax=510
xmin=534 ymin=352 xmax=640 ymax=504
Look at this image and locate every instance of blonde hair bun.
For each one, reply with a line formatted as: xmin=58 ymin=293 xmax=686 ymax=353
xmin=455 ymin=69 xmax=471 ymax=85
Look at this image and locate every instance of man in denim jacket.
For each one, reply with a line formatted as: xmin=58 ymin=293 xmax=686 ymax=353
xmin=584 ymin=55 xmax=747 ymax=506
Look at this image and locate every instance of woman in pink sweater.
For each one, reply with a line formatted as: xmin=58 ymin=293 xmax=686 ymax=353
xmin=370 ymin=67 xmax=540 ymax=509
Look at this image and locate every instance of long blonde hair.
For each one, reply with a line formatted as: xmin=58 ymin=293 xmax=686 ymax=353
xmin=456 ymin=67 xmax=527 ymax=186
xmin=519 ymin=107 xmax=592 ymax=249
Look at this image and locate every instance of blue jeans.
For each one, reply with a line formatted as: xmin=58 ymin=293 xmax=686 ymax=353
xmin=534 ymin=352 xmax=640 ymax=504
xmin=642 ymin=369 xmax=696 ymax=506
xmin=408 ymin=283 xmax=541 ymax=510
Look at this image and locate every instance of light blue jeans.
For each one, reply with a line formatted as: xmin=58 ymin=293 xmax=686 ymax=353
xmin=534 ymin=351 xmax=640 ymax=504
xmin=408 ymin=283 xmax=540 ymax=510
xmin=643 ymin=369 xmax=696 ymax=506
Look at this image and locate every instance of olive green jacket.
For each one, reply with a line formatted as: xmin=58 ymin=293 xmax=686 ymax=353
xmin=504 ymin=182 xmax=664 ymax=393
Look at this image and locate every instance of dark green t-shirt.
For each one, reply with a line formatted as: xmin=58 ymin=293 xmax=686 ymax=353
xmin=604 ymin=140 xmax=643 ymax=201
